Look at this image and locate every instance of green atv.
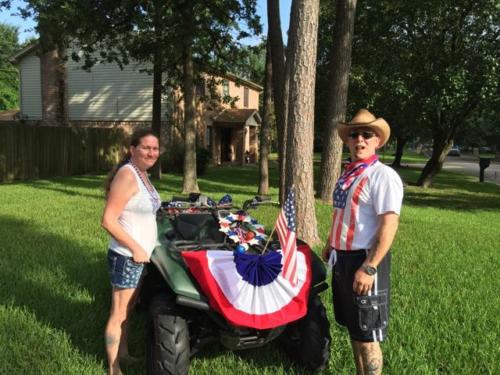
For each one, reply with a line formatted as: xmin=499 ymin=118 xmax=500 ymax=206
xmin=139 ymin=196 xmax=331 ymax=374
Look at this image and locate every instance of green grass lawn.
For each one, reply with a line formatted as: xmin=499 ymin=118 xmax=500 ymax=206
xmin=1 ymin=164 xmax=499 ymax=374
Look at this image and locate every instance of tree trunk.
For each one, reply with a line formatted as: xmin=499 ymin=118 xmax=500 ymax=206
xmin=416 ymin=130 xmax=454 ymax=187
xmin=258 ymin=44 xmax=272 ymax=195
xmin=318 ymin=0 xmax=358 ymax=202
xmin=181 ymin=17 xmax=199 ymax=194
xmin=267 ymin=0 xmax=288 ymax=203
xmin=417 ymin=113 xmax=461 ymax=187
xmin=38 ymin=20 xmax=66 ymax=127
xmin=416 ymin=146 xmax=449 ymax=188
xmin=391 ymin=136 xmax=407 ymax=168
xmin=285 ymin=0 xmax=320 ymax=245
xmin=150 ymin=2 xmax=163 ymax=180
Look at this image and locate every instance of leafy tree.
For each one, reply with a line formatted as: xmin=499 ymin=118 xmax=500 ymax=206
xmin=231 ymin=41 xmax=266 ymax=84
xmin=267 ymin=0 xmax=289 ymax=203
xmin=317 ymin=0 xmax=358 ymax=202
xmin=2 ymin=0 xmax=260 ymax=188
xmin=258 ymin=43 xmax=272 ymax=195
xmin=337 ymin=1 xmax=432 ymax=168
xmin=456 ymin=105 xmax=500 ymax=152
xmin=285 ymin=0 xmax=321 ymax=245
xmin=0 ymin=23 xmax=20 ymax=111
xmin=347 ymin=0 xmax=499 ymax=187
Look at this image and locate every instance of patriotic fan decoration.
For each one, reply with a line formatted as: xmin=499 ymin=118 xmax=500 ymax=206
xmin=218 ymin=211 xmax=267 ymax=250
xmin=181 ymin=188 xmax=312 ymax=330
xmin=182 ymin=244 xmax=311 ymax=329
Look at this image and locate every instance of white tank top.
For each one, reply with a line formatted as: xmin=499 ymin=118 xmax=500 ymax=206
xmin=109 ymin=164 xmax=161 ymax=257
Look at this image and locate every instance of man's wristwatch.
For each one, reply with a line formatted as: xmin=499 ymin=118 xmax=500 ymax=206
xmin=362 ymin=264 xmax=377 ymax=276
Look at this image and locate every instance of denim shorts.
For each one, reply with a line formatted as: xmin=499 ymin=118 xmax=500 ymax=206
xmin=107 ymin=249 xmax=145 ymax=289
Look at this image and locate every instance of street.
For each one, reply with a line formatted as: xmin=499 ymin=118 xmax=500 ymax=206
xmin=411 ymin=156 xmax=500 ymax=185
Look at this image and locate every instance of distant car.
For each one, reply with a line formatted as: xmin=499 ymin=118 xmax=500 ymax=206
xmin=479 ymin=146 xmax=493 ymax=154
xmin=448 ymin=146 xmax=461 ymax=156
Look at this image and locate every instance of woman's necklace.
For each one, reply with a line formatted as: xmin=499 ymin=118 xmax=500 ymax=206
xmin=129 ymin=162 xmax=161 ymax=212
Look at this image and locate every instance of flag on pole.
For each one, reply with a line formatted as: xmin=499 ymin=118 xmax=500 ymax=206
xmin=276 ymin=188 xmax=298 ymax=286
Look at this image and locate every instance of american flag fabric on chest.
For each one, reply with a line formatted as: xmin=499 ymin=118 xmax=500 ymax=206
xmin=330 ymin=155 xmax=378 ymax=250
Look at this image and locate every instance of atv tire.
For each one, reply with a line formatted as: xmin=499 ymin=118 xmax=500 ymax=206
xmin=281 ymin=295 xmax=331 ymax=371
xmin=147 ymin=297 xmax=190 ymax=375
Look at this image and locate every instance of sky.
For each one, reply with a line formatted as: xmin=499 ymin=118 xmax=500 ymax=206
xmin=0 ymin=0 xmax=36 ymax=42
xmin=0 ymin=0 xmax=291 ymax=45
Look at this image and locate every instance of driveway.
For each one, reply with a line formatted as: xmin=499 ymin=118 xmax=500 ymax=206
xmin=443 ymin=157 xmax=500 ymax=184
xmin=409 ymin=156 xmax=500 ymax=185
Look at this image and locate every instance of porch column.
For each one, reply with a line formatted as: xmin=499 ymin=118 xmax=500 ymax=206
xmin=242 ymin=125 xmax=249 ymax=165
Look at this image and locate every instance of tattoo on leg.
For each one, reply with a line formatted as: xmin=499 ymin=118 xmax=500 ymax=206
xmin=105 ymin=335 xmax=118 ymax=347
xmin=361 ymin=345 xmax=382 ymax=375
xmin=365 ymin=358 xmax=381 ymax=375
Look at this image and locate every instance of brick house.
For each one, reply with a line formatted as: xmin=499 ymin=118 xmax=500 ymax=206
xmin=10 ymin=43 xmax=262 ymax=165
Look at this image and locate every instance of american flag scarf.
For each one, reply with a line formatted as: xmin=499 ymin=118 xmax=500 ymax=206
xmin=336 ymin=154 xmax=379 ymax=192
xmin=330 ymin=154 xmax=379 ymax=250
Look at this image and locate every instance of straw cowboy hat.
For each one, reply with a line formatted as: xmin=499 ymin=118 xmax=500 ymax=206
xmin=337 ymin=109 xmax=390 ymax=147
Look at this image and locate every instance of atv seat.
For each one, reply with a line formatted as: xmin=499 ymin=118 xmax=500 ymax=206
xmin=173 ymin=213 xmax=226 ymax=244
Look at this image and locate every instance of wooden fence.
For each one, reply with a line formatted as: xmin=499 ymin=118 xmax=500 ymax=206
xmin=0 ymin=123 xmax=127 ymax=182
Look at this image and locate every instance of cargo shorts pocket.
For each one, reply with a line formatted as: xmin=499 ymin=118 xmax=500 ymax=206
xmin=355 ymin=292 xmax=388 ymax=331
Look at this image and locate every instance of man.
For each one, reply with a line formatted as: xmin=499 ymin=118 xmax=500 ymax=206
xmin=322 ymin=109 xmax=403 ymax=375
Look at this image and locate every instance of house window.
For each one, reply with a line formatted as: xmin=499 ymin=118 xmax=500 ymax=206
xmin=206 ymin=126 xmax=212 ymax=149
xmin=244 ymin=87 xmax=249 ymax=107
xmin=222 ymin=80 xmax=229 ymax=97
xmin=196 ymin=81 xmax=205 ymax=97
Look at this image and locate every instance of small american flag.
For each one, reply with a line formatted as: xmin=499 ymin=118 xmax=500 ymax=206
xmin=276 ymin=188 xmax=298 ymax=286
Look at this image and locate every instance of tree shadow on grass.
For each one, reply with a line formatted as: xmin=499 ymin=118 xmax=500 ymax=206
xmin=14 ymin=165 xmax=281 ymax=203
xmin=0 ymin=213 xmax=302 ymax=375
xmin=395 ymin=167 xmax=500 ymax=211
xmin=156 ymin=165 xmax=280 ymax=201
xmin=0 ymin=215 xmax=109 ymax=372
xmin=5 ymin=174 xmax=106 ymax=191
xmin=403 ymin=189 xmax=500 ymax=211
xmin=29 ymin=180 xmax=104 ymax=200
xmin=201 ymin=165 xmax=280 ymax=191
xmin=404 ymin=189 xmax=500 ymax=212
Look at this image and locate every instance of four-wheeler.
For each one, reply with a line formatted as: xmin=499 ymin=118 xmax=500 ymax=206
xmin=139 ymin=195 xmax=331 ymax=374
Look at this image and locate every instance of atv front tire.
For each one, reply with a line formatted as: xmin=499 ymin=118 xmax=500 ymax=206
xmin=281 ymin=295 xmax=331 ymax=371
xmin=147 ymin=298 xmax=190 ymax=375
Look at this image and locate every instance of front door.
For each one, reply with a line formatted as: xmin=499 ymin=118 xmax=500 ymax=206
xmin=220 ymin=128 xmax=232 ymax=162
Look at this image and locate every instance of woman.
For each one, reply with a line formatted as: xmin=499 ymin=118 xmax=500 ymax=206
xmin=101 ymin=128 xmax=161 ymax=375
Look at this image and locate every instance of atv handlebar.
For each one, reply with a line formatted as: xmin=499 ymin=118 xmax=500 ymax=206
xmin=169 ymin=240 xmax=231 ymax=252
xmin=242 ymin=196 xmax=280 ymax=211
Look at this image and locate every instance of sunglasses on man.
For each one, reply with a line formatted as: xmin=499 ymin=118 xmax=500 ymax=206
xmin=348 ymin=130 xmax=377 ymax=140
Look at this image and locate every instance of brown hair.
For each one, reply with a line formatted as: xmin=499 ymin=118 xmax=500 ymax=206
xmin=104 ymin=128 xmax=158 ymax=198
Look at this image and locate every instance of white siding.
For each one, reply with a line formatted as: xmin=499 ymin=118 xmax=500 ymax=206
xmin=19 ymin=54 xmax=42 ymax=119
xmin=66 ymin=54 xmax=167 ymax=121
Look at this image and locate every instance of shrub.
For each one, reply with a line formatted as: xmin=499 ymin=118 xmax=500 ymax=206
xmin=161 ymin=145 xmax=211 ymax=176
xmin=196 ymin=147 xmax=211 ymax=176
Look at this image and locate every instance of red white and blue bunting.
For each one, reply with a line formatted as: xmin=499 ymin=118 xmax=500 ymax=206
xmin=181 ymin=244 xmax=312 ymax=329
